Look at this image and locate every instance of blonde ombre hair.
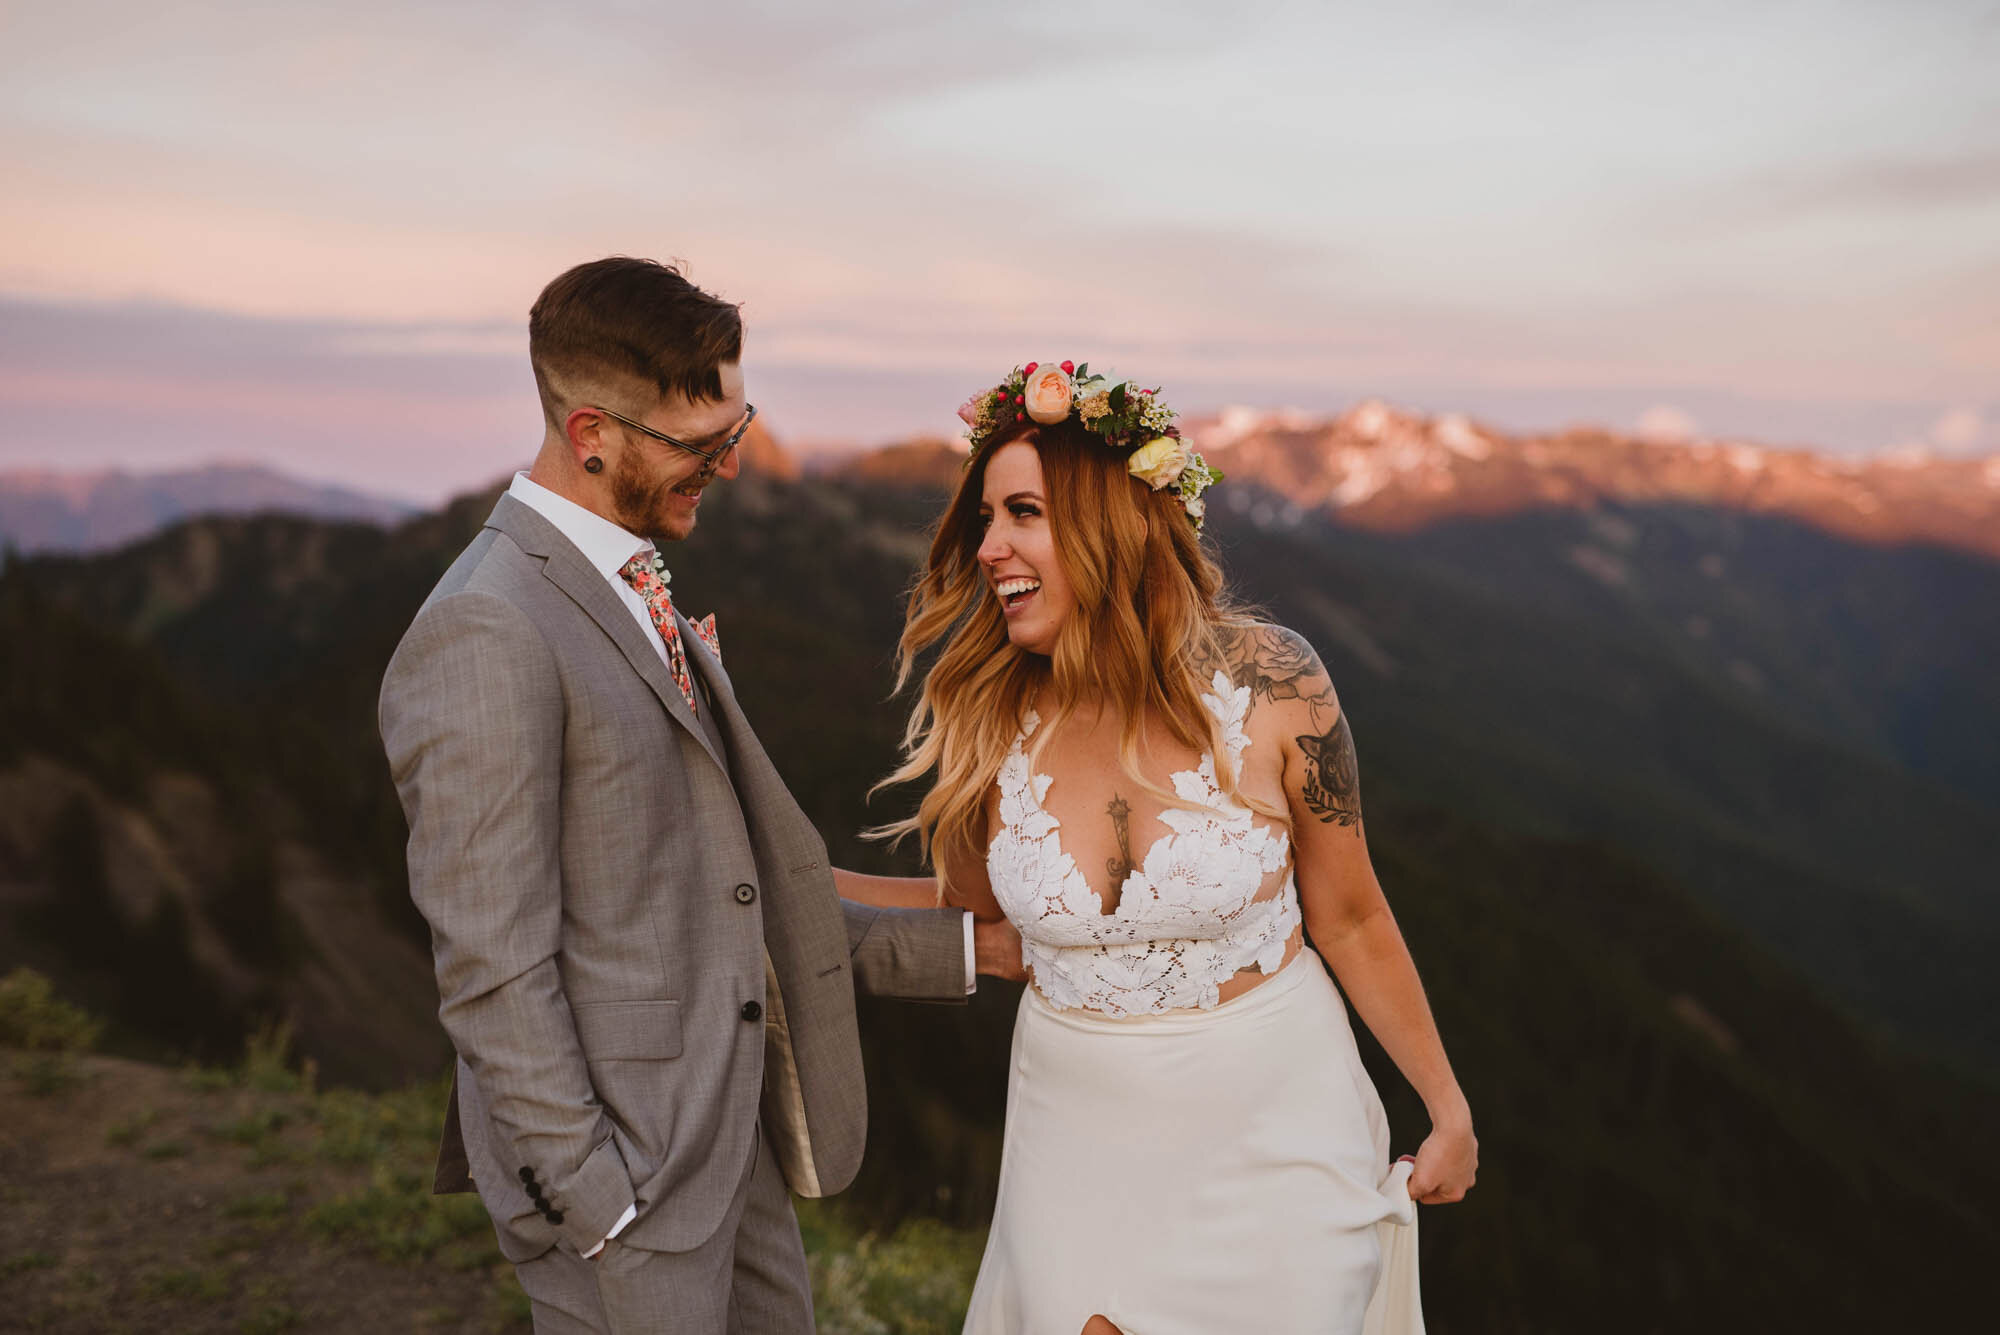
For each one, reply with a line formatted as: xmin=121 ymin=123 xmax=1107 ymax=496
xmin=873 ymin=416 xmax=1267 ymax=890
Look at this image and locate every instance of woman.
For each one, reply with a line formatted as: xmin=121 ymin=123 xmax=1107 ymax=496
xmin=862 ymin=361 xmax=1475 ymax=1334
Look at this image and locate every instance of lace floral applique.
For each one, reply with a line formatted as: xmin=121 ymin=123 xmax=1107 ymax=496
xmin=987 ymin=671 xmax=1302 ymax=1015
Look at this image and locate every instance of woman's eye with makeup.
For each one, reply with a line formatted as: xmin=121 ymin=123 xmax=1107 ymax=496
xmin=1010 ymin=502 xmax=1041 ymax=519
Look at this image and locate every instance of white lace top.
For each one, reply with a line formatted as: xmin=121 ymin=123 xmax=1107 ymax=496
xmin=986 ymin=670 xmax=1302 ymax=1016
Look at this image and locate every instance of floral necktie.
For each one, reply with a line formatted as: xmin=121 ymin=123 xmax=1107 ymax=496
xmin=618 ymin=549 xmax=697 ymax=715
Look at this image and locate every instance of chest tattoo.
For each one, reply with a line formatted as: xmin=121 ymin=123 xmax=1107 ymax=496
xmin=1105 ymin=793 xmax=1135 ymax=885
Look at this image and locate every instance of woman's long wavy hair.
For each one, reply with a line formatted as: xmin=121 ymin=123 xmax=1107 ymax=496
xmin=871 ymin=415 xmax=1263 ymax=891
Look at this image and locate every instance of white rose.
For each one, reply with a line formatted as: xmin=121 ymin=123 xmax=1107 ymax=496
xmin=1126 ymin=436 xmax=1191 ymax=490
xmin=1022 ymin=364 xmax=1075 ymax=424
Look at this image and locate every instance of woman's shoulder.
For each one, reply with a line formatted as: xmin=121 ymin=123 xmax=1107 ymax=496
xmin=1204 ymin=619 xmax=1335 ymax=705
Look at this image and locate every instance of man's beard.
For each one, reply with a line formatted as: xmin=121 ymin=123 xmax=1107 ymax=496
xmin=609 ymin=450 xmax=691 ymax=543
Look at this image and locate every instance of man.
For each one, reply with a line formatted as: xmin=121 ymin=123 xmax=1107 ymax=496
xmin=380 ymin=256 xmax=1021 ymax=1332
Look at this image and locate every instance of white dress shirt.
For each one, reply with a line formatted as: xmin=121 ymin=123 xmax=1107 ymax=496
xmin=504 ymin=472 xmax=976 ymax=1255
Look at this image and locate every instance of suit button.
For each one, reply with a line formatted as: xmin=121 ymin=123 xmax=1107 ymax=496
xmin=741 ymin=1000 xmax=763 ymax=1022
xmin=518 ymin=1167 xmax=535 ymax=1184
xmin=734 ymin=883 xmax=756 ymax=905
xmin=527 ymin=1185 xmax=546 ymax=1203
xmin=547 ymin=1210 xmax=565 ymax=1226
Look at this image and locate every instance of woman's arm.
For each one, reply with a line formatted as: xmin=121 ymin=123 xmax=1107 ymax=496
xmin=832 ymin=868 xmax=945 ymax=910
xmin=1239 ymin=623 xmax=1477 ymax=1203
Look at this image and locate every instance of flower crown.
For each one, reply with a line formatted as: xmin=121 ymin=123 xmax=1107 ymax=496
xmin=956 ymin=360 xmax=1224 ymax=529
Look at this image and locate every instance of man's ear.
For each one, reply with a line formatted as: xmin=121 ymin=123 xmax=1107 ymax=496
xmin=564 ymin=405 xmax=612 ymax=467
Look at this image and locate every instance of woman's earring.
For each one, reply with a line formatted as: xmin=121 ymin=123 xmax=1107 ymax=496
xmin=584 ymin=456 xmax=604 ymax=474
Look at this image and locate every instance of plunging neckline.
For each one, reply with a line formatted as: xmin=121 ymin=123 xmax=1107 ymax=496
xmin=1017 ymin=749 xmax=1214 ymax=918
xmin=990 ymin=692 xmax=1293 ymax=922
xmin=981 ymin=670 xmax=1304 ymax=1015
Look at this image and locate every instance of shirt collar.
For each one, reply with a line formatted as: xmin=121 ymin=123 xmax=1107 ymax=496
xmin=507 ymin=471 xmax=656 ymax=580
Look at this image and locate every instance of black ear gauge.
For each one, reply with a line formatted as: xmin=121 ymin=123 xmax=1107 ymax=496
xmin=584 ymin=456 xmax=604 ymax=474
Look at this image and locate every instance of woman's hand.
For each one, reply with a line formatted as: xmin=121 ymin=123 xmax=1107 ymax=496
xmin=1403 ymin=1114 xmax=1478 ymax=1205
xmin=971 ymin=913 xmax=1027 ymax=982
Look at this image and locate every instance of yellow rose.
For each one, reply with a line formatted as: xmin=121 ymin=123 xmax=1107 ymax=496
xmin=1022 ymin=364 xmax=1075 ymax=424
xmin=1126 ymin=436 xmax=1190 ymax=490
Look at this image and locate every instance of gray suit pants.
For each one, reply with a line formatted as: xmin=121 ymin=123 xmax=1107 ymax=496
xmin=513 ymin=1120 xmax=813 ymax=1334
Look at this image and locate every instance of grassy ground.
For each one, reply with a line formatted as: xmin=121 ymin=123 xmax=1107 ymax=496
xmin=0 ymin=970 xmax=982 ymax=1334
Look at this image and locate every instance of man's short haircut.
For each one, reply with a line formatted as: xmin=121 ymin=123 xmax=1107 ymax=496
xmin=528 ymin=256 xmax=743 ymax=429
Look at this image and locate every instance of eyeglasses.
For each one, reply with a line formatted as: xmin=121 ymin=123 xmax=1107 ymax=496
xmin=594 ymin=402 xmax=758 ymax=474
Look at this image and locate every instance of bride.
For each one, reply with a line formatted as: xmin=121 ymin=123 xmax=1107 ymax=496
xmin=855 ymin=361 xmax=1475 ymax=1333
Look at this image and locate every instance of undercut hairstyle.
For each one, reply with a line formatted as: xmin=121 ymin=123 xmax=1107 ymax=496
xmin=528 ymin=256 xmax=742 ymax=430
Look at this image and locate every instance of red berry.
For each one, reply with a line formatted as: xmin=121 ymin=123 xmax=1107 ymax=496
xmin=1060 ymin=360 xmax=1074 ymax=374
xmin=1024 ymin=362 xmax=1038 ymax=376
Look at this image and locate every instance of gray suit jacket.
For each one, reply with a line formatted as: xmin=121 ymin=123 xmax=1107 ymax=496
xmin=379 ymin=493 xmax=965 ymax=1264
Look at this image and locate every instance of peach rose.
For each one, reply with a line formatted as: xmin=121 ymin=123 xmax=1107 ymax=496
xmin=1022 ymin=364 xmax=1075 ymax=424
xmin=1126 ymin=435 xmax=1190 ymax=489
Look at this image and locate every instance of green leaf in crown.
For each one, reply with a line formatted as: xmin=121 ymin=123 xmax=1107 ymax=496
xmin=955 ymin=358 xmax=1222 ymax=529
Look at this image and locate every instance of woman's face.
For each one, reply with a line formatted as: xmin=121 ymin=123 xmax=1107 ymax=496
xmin=976 ymin=440 xmax=1076 ymax=657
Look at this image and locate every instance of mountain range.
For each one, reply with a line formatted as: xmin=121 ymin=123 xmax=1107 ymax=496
xmin=0 ymin=463 xmax=423 ymax=555
xmin=0 ymin=420 xmax=804 ymax=557
xmin=827 ymin=401 xmax=2000 ymax=563
xmin=4 ymin=411 xmax=1999 ymax=1326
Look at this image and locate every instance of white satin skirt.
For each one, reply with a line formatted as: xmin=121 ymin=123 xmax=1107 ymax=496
xmin=962 ymin=949 xmax=1423 ymax=1335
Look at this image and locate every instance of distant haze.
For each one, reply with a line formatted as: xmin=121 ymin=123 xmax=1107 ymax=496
xmin=0 ymin=464 xmax=416 ymax=554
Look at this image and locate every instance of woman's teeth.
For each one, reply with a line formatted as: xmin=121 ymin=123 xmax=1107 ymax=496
xmin=998 ymin=577 xmax=1040 ymax=606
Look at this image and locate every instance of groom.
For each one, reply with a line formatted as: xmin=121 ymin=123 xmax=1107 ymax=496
xmin=380 ymin=256 xmax=1017 ymax=1332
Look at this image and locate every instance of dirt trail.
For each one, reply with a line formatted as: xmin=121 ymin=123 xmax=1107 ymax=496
xmin=0 ymin=1051 xmax=523 ymax=1334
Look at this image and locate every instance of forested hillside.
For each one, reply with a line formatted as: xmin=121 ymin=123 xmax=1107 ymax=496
xmin=4 ymin=468 xmax=1997 ymax=1327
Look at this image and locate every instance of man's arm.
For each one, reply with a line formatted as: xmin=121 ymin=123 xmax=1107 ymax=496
xmin=833 ymin=868 xmax=1025 ymax=993
xmin=379 ymin=591 xmax=635 ymax=1254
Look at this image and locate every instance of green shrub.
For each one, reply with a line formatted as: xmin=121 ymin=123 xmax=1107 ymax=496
xmin=311 ymin=1078 xmax=447 ymax=1166
xmin=304 ymin=1164 xmax=498 ymax=1266
xmin=0 ymin=969 xmax=102 ymax=1053
xmin=106 ymin=1108 xmax=162 ymax=1147
xmin=798 ymin=1201 xmax=984 ymax=1335
xmin=239 ymin=1302 xmax=301 ymax=1334
xmin=210 ymin=1106 xmax=290 ymax=1149
xmin=223 ymin=1191 xmax=292 ymax=1222
xmin=242 ymin=1020 xmax=309 ymax=1095
xmin=11 ymin=1050 xmax=86 ymax=1096
xmin=182 ymin=1063 xmax=238 ymax=1093
xmin=0 ymin=1250 xmax=58 ymax=1277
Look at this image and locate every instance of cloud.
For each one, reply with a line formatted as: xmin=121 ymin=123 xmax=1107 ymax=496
xmin=3 ymin=3 xmax=1998 ymax=489
xmin=4 ymin=294 xmax=1975 ymax=505
xmin=1764 ymin=148 xmax=2000 ymax=216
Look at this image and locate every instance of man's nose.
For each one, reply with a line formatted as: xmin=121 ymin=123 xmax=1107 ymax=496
xmin=713 ymin=439 xmax=743 ymax=482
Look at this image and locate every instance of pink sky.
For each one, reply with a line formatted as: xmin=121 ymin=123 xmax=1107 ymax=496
xmin=3 ymin=1 xmax=1996 ymax=502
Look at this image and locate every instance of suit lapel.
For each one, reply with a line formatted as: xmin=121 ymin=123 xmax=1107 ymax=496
xmin=485 ymin=494 xmax=726 ymax=777
xmin=679 ymin=611 xmax=812 ymax=850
